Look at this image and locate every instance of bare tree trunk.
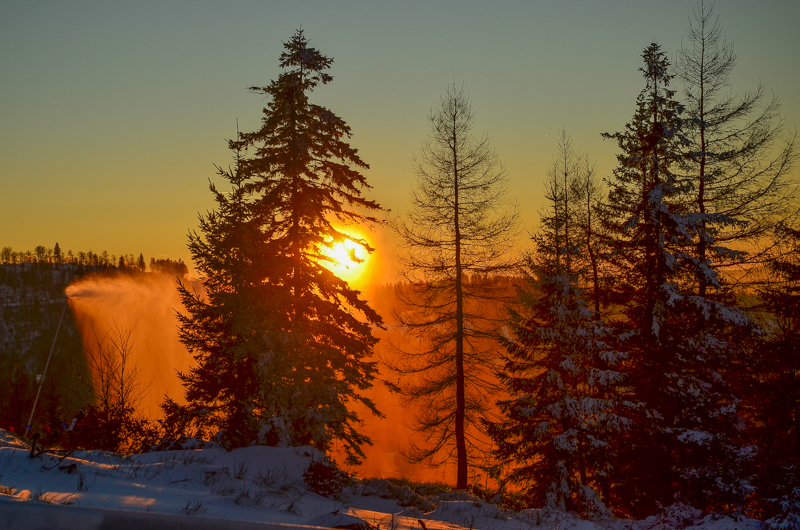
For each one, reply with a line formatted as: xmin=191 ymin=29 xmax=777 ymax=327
xmin=697 ymin=34 xmax=708 ymax=297
xmin=452 ymin=113 xmax=468 ymax=489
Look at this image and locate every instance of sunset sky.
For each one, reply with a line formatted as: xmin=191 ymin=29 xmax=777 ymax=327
xmin=2 ymin=0 xmax=798 ymax=285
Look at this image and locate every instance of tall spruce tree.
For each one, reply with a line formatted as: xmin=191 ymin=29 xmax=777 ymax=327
xmin=603 ymin=43 xmax=755 ymax=515
xmin=175 ymin=30 xmax=384 ymax=463
xmin=601 ymin=44 xmax=687 ymax=329
xmin=489 ymin=132 xmax=632 ymax=513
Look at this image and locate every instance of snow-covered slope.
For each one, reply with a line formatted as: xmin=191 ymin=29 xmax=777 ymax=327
xmin=0 ymin=430 xmax=766 ymax=530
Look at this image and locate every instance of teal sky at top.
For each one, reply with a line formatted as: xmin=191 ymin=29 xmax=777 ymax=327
xmin=2 ymin=0 xmax=798 ymax=281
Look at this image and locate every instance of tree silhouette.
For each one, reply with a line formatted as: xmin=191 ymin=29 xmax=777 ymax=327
xmin=177 ymin=29 xmax=383 ymax=463
xmin=489 ymin=135 xmax=632 ymax=512
xmin=677 ymin=0 xmax=798 ymax=296
xmin=390 ymin=84 xmax=518 ymax=488
xmin=603 ymin=43 xmax=755 ymax=515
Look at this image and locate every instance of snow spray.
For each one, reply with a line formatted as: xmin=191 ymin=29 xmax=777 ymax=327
xmin=65 ymin=272 xmax=199 ymax=419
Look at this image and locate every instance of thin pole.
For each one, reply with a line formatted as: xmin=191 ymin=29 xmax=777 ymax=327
xmin=25 ymin=296 xmax=69 ymax=438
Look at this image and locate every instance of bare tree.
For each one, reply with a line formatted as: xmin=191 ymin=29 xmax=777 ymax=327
xmin=77 ymin=322 xmax=152 ymax=452
xmin=543 ymin=129 xmax=580 ymax=273
xmin=389 ymin=84 xmax=519 ymax=488
xmin=85 ymin=322 xmax=148 ymax=414
xmin=677 ymin=0 xmax=799 ymax=295
xmin=573 ymin=154 xmax=608 ymax=313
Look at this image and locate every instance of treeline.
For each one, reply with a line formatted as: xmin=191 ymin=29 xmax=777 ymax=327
xmin=0 ymin=243 xmax=187 ymax=276
xmin=2 ymin=242 xmax=143 ymax=269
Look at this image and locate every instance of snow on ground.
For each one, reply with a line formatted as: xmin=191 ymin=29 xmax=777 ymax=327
xmin=0 ymin=430 xmax=764 ymax=530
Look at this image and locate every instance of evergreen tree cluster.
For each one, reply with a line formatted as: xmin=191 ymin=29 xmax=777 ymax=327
xmin=169 ymin=7 xmax=797 ymax=521
xmin=488 ymin=28 xmax=797 ymax=522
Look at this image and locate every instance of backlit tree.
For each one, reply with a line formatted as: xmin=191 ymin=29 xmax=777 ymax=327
xmin=676 ymin=0 xmax=798 ymax=296
xmin=489 ymin=135 xmax=632 ymax=512
xmin=603 ymin=43 xmax=755 ymax=515
xmin=176 ymin=29 xmax=384 ymax=463
xmin=390 ymin=84 xmax=518 ymax=488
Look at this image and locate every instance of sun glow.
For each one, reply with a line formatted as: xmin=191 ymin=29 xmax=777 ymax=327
xmin=320 ymin=231 xmax=371 ymax=285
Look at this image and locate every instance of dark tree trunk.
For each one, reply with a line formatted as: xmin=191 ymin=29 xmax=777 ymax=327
xmin=453 ymin=114 xmax=468 ymax=490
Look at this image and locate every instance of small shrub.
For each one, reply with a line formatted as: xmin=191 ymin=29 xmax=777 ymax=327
xmin=355 ymin=478 xmax=435 ymax=512
xmin=77 ymin=472 xmax=90 ymax=492
xmin=254 ymin=466 xmax=290 ymax=491
xmin=253 ymin=488 xmax=270 ymax=505
xmin=179 ymin=452 xmax=213 ymax=465
xmin=493 ymin=489 xmax=530 ymax=512
xmin=69 ymin=403 xmax=159 ymax=454
xmin=212 ymin=483 xmax=238 ymax=496
xmin=180 ymin=496 xmax=206 ymax=516
xmin=280 ymin=490 xmax=305 ymax=515
xmin=234 ymin=487 xmax=251 ymax=505
xmin=574 ymin=485 xmax=610 ymax=518
xmin=31 ymin=486 xmax=45 ymax=502
xmin=766 ymin=487 xmax=800 ymax=530
xmin=232 ymin=459 xmax=250 ymax=480
xmin=203 ymin=470 xmax=221 ymax=486
xmin=60 ymin=494 xmax=77 ymax=506
xmin=303 ymin=458 xmax=350 ymax=499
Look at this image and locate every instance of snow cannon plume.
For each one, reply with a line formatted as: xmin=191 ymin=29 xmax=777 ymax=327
xmin=65 ymin=284 xmax=95 ymax=298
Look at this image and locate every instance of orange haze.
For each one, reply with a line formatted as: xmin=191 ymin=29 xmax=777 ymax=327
xmin=65 ymin=270 xmax=482 ymax=484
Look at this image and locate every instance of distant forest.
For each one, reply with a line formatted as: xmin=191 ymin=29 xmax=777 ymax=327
xmin=1 ymin=243 xmax=187 ymax=275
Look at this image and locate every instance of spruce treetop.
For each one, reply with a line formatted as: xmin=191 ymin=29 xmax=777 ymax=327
xmin=236 ymin=29 xmax=380 ymax=257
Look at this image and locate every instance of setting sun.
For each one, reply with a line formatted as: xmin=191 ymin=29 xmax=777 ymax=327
xmin=320 ymin=232 xmax=371 ymax=284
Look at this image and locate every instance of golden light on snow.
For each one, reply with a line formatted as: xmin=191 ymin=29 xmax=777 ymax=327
xmin=119 ymin=495 xmax=156 ymax=508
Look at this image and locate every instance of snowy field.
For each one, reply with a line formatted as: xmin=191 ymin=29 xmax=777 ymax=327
xmin=0 ymin=430 xmax=764 ymax=530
